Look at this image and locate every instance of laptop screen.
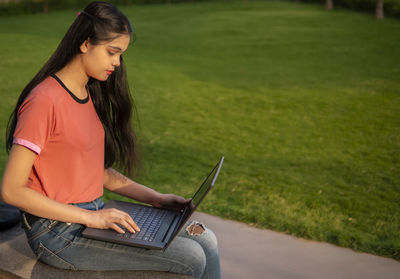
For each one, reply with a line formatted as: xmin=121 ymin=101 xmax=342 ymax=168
xmin=191 ymin=158 xmax=222 ymax=207
xmin=166 ymin=157 xmax=224 ymax=248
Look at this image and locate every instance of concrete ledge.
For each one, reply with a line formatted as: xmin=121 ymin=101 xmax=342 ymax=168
xmin=0 ymin=223 xmax=193 ymax=279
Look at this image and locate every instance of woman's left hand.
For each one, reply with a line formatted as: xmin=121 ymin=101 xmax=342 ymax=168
xmin=153 ymin=193 xmax=191 ymax=212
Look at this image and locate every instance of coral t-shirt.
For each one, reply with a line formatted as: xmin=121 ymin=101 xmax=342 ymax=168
xmin=13 ymin=75 xmax=104 ymax=204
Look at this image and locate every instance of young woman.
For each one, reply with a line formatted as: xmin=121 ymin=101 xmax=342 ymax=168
xmin=0 ymin=2 xmax=220 ymax=278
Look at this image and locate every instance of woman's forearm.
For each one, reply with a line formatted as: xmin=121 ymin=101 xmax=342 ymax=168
xmin=103 ymin=168 xmax=190 ymax=211
xmin=103 ymin=168 xmax=161 ymax=206
xmin=2 ymin=184 xmax=139 ymax=233
xmin=3 ymin=184 xmax=90 ymax=224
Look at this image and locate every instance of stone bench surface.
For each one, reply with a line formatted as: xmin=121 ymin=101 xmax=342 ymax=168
xmin=0 ymin=223 xmax=193 ymax=279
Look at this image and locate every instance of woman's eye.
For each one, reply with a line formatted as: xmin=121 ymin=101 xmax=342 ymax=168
xmin=108 ymin=51 xmax=116 ymax=56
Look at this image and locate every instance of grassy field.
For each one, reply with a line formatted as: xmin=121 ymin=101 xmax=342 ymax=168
xmin=0 ymin=0 xmax=399 ymax=259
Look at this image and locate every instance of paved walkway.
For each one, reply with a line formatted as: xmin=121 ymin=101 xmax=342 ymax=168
xmin=1 ymin=212 xmax=400 ymax=279
xmin=192 ymin=212 xmax=400 ymax=279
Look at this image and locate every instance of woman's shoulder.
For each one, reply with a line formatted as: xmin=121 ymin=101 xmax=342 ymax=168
xmin=28 ymin=76 xmax=66 ymax=105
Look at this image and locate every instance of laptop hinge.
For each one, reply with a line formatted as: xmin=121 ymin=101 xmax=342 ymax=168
xmin=162 ymin=214 xmax=179 ymax=243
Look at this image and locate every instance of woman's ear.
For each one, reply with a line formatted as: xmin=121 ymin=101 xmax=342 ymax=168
xmin=80 ymin=39 xmax=90 ymax=53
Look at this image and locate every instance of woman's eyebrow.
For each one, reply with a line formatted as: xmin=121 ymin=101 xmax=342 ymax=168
xmin=108 ymin=46 xmax=124 ymax=52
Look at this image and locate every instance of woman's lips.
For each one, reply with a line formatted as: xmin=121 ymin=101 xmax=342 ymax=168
xmin=106 ymin=70 xmax=113 ymax=75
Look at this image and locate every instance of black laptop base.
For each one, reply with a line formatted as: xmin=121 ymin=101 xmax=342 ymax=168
xmin=83 ymin=201 xmax=181 ymax=250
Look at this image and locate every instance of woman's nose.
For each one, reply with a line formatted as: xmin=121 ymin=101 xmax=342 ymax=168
xmin=112 ymin=56 xmax=120 ymax=67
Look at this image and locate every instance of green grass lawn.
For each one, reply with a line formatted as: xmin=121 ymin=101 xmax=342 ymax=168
xmin=0 ymin=0 xmax=399 ymax=259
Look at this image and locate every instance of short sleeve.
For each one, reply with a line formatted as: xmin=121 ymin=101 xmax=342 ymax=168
xmin=13 ymin=90 xmax=55 ymax=155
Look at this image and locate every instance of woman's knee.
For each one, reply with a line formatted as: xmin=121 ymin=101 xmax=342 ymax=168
xmin=185 ymin=222 xmax=219 ymax=254
xmin=166 ymin=237 xmax=207 ymax=279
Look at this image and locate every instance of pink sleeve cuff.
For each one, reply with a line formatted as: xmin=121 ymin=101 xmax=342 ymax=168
xmin=13 ymin=138 xmax=41 ymax=154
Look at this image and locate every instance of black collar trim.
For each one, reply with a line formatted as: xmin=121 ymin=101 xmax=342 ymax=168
xmin=51 ymin=74 xmax=89 ymax=104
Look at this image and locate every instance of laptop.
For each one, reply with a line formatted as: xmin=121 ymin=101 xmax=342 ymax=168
xmin=82 ymin=157 xmax=224 ymax=250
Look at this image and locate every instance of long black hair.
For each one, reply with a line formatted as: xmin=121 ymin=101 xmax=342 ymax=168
xmin=6 ymin=1 xmax=139 ymax=176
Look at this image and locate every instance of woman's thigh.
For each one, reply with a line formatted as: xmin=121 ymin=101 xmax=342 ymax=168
xmin=25 ymin=219 xmax=207 ymax=278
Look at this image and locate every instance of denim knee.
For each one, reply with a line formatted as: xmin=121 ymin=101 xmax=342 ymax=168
xmin=166 ymin=236 xmax=207 ymax=279
xmin=183 ymin=224 xmax=219 ymax=256
xmin=180 ymin=224 xmax=221 ymax=279
xmin=199 ymin=228 xmax=218 ymax=254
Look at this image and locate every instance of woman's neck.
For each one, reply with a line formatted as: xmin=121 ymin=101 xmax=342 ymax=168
xmin=55 ymin=56 xmax=89 ymax=99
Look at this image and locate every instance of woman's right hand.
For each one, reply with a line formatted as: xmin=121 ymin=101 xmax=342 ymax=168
xmin=85 ymin=208 xmax=140 ymax=234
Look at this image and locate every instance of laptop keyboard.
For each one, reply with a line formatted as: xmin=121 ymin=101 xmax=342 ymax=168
xmin=118 ymin=206 xmax=168 ymax=242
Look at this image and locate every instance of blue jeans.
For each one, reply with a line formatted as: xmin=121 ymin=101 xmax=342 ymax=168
xmin=22 ymin=198 xmax=221 ymax=279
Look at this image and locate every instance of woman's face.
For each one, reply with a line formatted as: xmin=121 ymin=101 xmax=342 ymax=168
xmin=80 ymin=33 xmax=130 ymax=81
